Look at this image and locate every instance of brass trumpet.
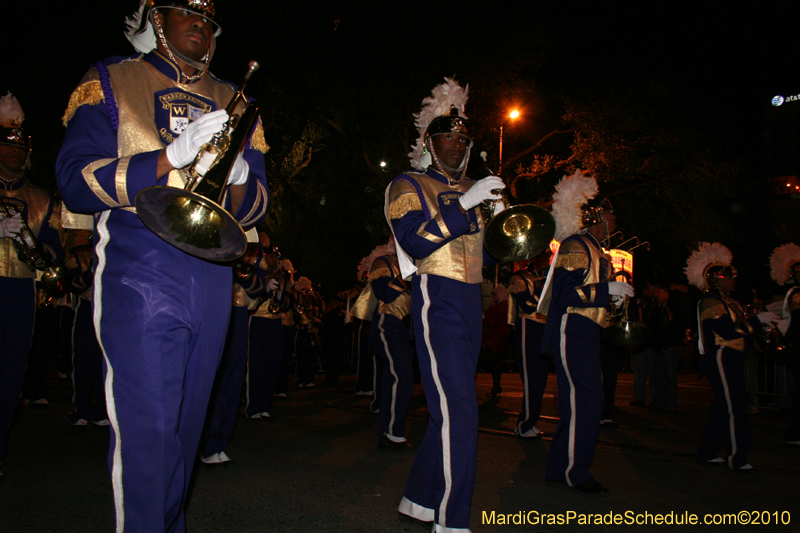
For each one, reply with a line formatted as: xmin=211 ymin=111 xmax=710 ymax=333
xmin=0 ymin=205 xmax=66 ymax=286
xmin=136 ymin=61 xmax=260 ymax=262
xmin=481 ymin=190 xmax=555 ymax=263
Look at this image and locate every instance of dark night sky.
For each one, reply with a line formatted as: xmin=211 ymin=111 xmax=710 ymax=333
xmin=3 ymin=2 xmax=797 ymax=173
xmin=3 ymin=2 xmax=798 ymax=294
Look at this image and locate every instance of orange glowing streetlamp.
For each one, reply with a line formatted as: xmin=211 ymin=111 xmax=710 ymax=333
xmin=499 ymin=109 xmax=520 ymax=175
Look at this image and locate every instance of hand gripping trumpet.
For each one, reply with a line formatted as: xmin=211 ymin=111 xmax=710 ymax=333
xmin=0 ymin=205 xmax=66 ymax=286
xmin=136 ymin=61 xmax=260 ymax=262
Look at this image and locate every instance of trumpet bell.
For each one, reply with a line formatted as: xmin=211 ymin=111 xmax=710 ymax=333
xmin=603 ymin=320 xmax=652 ymax=347
xmin=135 ymin=186 xmax=247 ymax=262
xmin=484 ymin=204 xmax=555 ymax=262
xmin=40 ymin=265 xmax=67 ymax=286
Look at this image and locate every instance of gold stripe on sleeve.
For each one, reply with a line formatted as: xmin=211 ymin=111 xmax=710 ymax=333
xmin=82 ymin=159 xmax=122 ymax=208
xmin=115 ymin=156 xmax=132 ymax=206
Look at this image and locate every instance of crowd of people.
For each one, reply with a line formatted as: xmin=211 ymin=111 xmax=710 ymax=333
xmin=1 ymin=1 xmax=798 ymax=532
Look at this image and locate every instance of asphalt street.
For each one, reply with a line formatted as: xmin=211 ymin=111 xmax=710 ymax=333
xmin=1 ymin=370 xmax=798 ymax=532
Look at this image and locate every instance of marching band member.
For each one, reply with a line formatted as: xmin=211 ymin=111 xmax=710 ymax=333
xmin=768 ymin=243 xmax=800 ymax=445
xmin=0 ymin=92 xmax=63 ymax=480
xmin=365 ymin=240 xmax=414 ymax=448
xmin=386 ymin=78 xmax=504 ymax=532
xmin=537 ymin=171 xmax=633 ymax=495
xmin=245 ymin=238 xmax=288 ymax=420
xmin=55 ymin=1 xmax=268 ymax=529
xmin=201 ymin=242 xmax=264 ymax=464
xmin=686 ymin=243 xmax=775 ymax=470
xmin=507 ymin=251 xmax=552 ymax=438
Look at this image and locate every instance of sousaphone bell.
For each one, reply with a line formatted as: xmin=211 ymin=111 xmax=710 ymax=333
xmin=136 ymin=61 xmax=260 ymax=262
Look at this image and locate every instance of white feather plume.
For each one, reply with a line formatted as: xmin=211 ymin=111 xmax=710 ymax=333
xmin=551 ymin=170 xmax=598 ymax=242
xmin=357 ymin=243 xmax=394 ymax=281
xmin=408 ymin=77 xmax=469 ymax=170
xmin=769 ymin=243 xmax=800 ymax=285
xmin=294 ymin=276 xmax=312 ymax=292
xmin=125 ymin=0 xmax=157 ymax=54
xmin=685 ymin=242 xmax=732 ymax=290
xmin=0 ymin=92 xmax=25 ymax=128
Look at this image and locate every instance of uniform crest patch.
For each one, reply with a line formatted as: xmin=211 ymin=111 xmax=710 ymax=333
xmin=154 ymin=88 xmax=216 ymax=145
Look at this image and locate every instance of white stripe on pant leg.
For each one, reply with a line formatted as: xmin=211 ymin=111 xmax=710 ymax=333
xmin=93 ymin=211 xmax=125 ymax=533
xmin=520 ymin=318 xmax=530 ymax=428
xmin=420 ymin=274 xmax=453 ymax=526
xmin=245 ymin=315 xmax=254 ymax=416
xmin=558 ymin=314 xmax=578 ymax=486
xmin=70 ymin=298 xmax=82 ymax=407
xmin=378 ymin=314 xmax=401 ymax=435
xmin=716 ymin=348 xmax=738 ymax=468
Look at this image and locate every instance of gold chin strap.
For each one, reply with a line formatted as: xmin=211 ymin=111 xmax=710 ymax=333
xmin=152 ymin=9 xmax=214 ymax=82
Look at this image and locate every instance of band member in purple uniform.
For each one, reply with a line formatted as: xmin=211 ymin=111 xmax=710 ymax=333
xmin=0 ymin=92 xmax=63 ymax=480
xmin=387 ymin=78 xmax=504 ymax=532
xmin=55 ymin=1 xmax=268 ymax=530
xmin=537 ymin=171 xmax=633 ymax=495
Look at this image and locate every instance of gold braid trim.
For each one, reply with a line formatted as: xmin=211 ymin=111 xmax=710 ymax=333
xmin=62 ymin=80 xmax=104 ymax=126
xmin=250 ymin=118 xmax=269 ymax=154
xmin=555 ymin=252 xmax=589 ymax=271
xmin=388 ymin=191 xmax=423 ymax=220
xmin=369 ymin=264 xmax=392 ymax=280
xmin=699 ymin=300 xmax=726 ymax=322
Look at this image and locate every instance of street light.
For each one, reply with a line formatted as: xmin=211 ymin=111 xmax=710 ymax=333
xmin=498 ymin=109 xmax=520 ymax=175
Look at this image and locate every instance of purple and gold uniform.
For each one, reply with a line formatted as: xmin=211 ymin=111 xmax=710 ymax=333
xmin=539 ymin=234 xmax=610 ymax=486
xmin=507 ymin=268 xmax=549 ymax=437
xmin=387 ymin=166 xmax=492 ymax=531
xmin=246 ymin=257 xmax=289 ymax=418
xmin=55 ymin=51 xmax=268 ymax=531
xmin=695 ymin=290 xmax=760 ymax=469
xmin=202 ymin=260 xmax=265 ymax=458
xmin=368 ymin=255 xmax=413 ymax=445
xmin=0 ymin=178 xmax=62 ymax=464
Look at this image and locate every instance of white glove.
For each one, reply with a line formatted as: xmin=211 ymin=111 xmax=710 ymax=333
xmin=608 ymin=281 xmax=635 ymax=298
xmin=756 ymin=311 xmax=780 ymax=325
xmin=0 ymin=213 xmax=24 ymax=238
xmin=165 ymin=109 xmax=229 ymax=169
xmin=610 ymin=294 xmax=625 ymax=308
xmin=458 ymin=176 xmax=505 ymax=210
xmin=266 ymin=278 xmax=280 ymax=291
xmin=226 ymin=154 xmax=249 ymax=185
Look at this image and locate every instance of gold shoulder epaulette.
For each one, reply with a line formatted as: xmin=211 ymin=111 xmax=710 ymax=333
xmin=699 ymin=297 xmax=726 ymax=322
xmin=555 ymin=240 xmax=589 ymax=271
xmin=508 ymin=274 xmax=527 ymax=294
xmin=62 ymin=69 xmax=104 ymax=126
xmin=250 ymin=117 xmax=269 ymax=154
xmin=388 ymin=177 xmax=422 ymax=220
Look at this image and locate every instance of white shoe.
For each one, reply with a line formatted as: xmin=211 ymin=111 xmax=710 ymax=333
xmin=274 ymin=392 xmax=287 ymax=398
xmin=786 ymin=440 xmax=800 ymax=445
xmin=92 ymin=419 xmax=110 ymax=427
xmin=259 ymin=412 xmax=270 ymax=418
xmin=32 ymin=399 xmax=49 ymax=406
xmin=71 ymin=418 xmax=88 ymax=427
xmin=201 ymin=453 xmax=221 ymax=464
xmin=706 ymin=457 xmax=725 ymax=464
xmin=600 ymin=419 xmax=614 ymax=425
xmin=249 ymin=413 xmax=263 ymax=420
xmin=355 ymin=390 xmax=373 ymax=396
xmin=218 ymin=451 xmax=232 ymax=463
xmin=515 ymin=426 xmax=542 ymax=438
xmin=305 ymin=383 xmax=315 ymax=388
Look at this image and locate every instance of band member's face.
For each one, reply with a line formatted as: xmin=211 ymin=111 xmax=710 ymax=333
xmin=718 ymin=276 xmax=736 ymax=293
xmin=265 ymin=253 xmax=278 ymax=269
xmin=158 ymin=8 xmax=213 ymax=62
xmin=0 ymin=144 xmax=28 ymax=173
xmin=431 ymin=133 xmax=468 ymax=169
